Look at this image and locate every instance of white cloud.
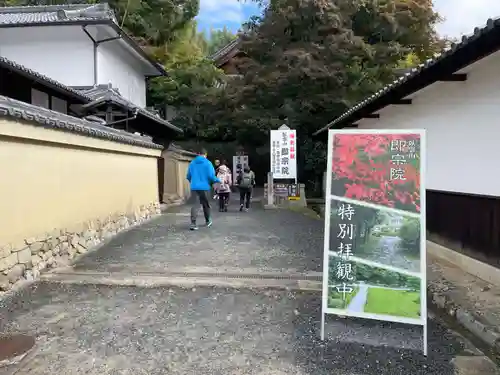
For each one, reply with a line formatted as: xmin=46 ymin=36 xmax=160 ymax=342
xmin=198 ymin=0 xmax=244 ymax=24
xmin=434 ymin=0 xmax=500 ymax=39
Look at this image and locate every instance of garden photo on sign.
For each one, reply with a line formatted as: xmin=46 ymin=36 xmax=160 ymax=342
xmin=330 ymin=133 xmax=421 ymax=214
xmin=329 ymin=199 xmax=420 ymax=272
xmin=327 ymin=256 xmax=421 ymax=320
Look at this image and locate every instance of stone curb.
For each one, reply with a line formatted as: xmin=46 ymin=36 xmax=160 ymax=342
xmin=427 ymin=284 xmax=500 ymax=357
xmin=62 ymin=200 xmax=188 ymax=268
xmin=0 ymin=202 xmax=184 ymax=305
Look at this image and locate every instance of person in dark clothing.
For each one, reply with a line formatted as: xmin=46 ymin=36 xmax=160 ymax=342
xmin=212 ymin=159 xmax=221 ymax=199
xmin=186 ymin=148 xmax=220 ymax=230
xmin=237 ymin=166 xmax=255 ymax=212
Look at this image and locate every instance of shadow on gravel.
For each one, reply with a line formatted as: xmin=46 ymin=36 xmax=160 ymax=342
xmin=0 ymin=283 xmax=464 ymax=374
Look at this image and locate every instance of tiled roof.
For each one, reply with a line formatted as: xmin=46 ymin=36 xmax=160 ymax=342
xmin=0 ymin=56 xmax=91 ymax=102
xmin=168 ymin=142 xmax=197 ymax=157
xmin=0 ymin=3 xmax=166 ymax=76
xmin=209 ymin=38 xmax=240 ymax=64
xmin=314 ymin=17 xmax=500 ymax=135
xmin=0 ymin=4 xmax=114 ymax=25
xmin=78 ymin=85 xmax=183 ymax=134
xmin=0 ymin=94 xmax=162 ymax=149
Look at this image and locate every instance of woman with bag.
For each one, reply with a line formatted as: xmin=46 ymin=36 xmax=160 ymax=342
xmin=216 ymin=161 xmax=232 ymax=212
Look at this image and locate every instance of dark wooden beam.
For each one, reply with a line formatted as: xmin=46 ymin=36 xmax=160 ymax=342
xmin=391 ymin=99 xmax=412 ymax=105
xmin=363 ymin=114 xmax=380 ymax=119
xmin=438 ymin=73 xmax=467 ymax=81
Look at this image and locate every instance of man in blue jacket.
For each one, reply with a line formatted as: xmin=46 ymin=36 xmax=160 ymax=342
xmin=186 ymin=148 xmax=220 ymax=230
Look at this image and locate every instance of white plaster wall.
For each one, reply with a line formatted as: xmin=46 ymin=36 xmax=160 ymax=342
xmin=97 ymin=41 xmax=146 ymax=107
xmin=357 ymin=50 xmax=500 ymax=197
xmin=0 ymin=26 xmax=93 ymax=87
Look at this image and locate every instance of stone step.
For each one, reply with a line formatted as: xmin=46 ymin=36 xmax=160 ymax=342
xmin=39 ymin=270 xmax=323 ymax=291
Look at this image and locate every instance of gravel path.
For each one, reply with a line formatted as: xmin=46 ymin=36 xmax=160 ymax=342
xmin=0 ymin=283 xmax=469 ymax=375
xmin=347 ymin=284 xmax=368 ymax=312
xmin=72 ymin=205 xmax=324 ymax=274
xmin=0 ymin=205 xmax=493 ymax=374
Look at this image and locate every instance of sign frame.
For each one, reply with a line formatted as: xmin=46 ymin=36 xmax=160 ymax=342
xmin=320 ymin=128 xmax=427 ymax=356
xmin=270 ymin=125 xmax=297 ymax=180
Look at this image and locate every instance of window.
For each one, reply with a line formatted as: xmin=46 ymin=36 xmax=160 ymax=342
xmin=51 ymin=96 xmax=67 ymax=115
xmin=31 ymin=88 xmax=49 ymax=109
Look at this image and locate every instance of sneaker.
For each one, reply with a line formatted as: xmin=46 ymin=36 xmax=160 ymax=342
xmin=190 ymin=224 xmax=198 ymax=231
xmin=206 ymin=219 xmax=213 ymax=228
xmin=244 ymin=208 xmax=249 ymax=212
xmin=239 ymin=204 xmax=243 ymax=212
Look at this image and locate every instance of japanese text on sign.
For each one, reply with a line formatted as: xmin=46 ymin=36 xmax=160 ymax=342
xmin=389 ymin=139 xmax=417 ymax=181
xmin=270 ymin=128 xmax=297 ymax=179
xmin=334 ymin=203 xmax=356 ymax=299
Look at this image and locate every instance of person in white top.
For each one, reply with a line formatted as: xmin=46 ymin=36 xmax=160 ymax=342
xmin=216 ymin=160 xmax=232 ymax=212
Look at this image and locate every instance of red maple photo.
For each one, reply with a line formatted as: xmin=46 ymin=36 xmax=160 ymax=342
xmin=331 ymin=133 xmax=421 ymax=213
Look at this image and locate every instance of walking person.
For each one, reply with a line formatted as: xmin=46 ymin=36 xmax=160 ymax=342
xmin=186 ymin=148 xmax=220 ymax=230
xmin=212 ymin=159 xmax=221 ymax=200
xmin=237 ymin=166 xmax=255 ymax=212
xmin=216 ymin=160 xmax=232 ymax=212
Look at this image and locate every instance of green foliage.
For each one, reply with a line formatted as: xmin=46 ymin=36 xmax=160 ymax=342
xmin=146 ymin=21 xmax=233 ymax=138
xmin=108 ymin=0 xmax=199 ymax=47
xmin=355 ymin=263 xmax=420 ymax=290
xmin=148 ymin=21 xmax=222 ymax=103
xmin=201 ymin=0 xmax=445 ymax=187
xmin=398 ymin=218 xmax=420 ymax=257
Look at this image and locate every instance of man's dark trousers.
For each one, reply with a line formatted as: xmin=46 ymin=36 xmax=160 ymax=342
xmin=191 ymin=190 xmax=211 ymax=224
xmin=239 ymin=187 xmax=252 ymax=209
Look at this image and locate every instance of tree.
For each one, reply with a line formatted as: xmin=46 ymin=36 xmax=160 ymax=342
xmin=398 ymin=217 xmax=420 ymax=255
xmin=206 ymin=0 xmax=443 ymax=189
xmin=331 ymin=133 xmax=421 ymax=213
xmin=147 ymin=21 xmax=227 ymax=137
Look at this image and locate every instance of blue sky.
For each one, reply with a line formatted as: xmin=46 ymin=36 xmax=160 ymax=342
xmin=196 ymin=0 xmax=260 ymax=35
xmin=196 ymin=0 xmax=500 ymax=40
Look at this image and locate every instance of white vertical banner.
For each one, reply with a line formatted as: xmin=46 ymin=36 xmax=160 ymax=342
xmin=320 ymin=129 xmax=427 ymax=356
xmin=232 ymin=155 xmax=249 ymax=185
xmin=270 ymin=125 xmax=297 ymax=180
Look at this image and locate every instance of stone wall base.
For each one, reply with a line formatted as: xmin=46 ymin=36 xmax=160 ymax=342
xmin=0 ymin=202 xmax=161 ymax=297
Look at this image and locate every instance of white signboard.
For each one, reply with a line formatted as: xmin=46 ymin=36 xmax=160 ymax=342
xmin=270 ymin=126 xmax=297 ymax=179
xmin=321 ymin=129 xmax=427 ymax=356
xmin=232 ymin=155 xmax=249 ymax=185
